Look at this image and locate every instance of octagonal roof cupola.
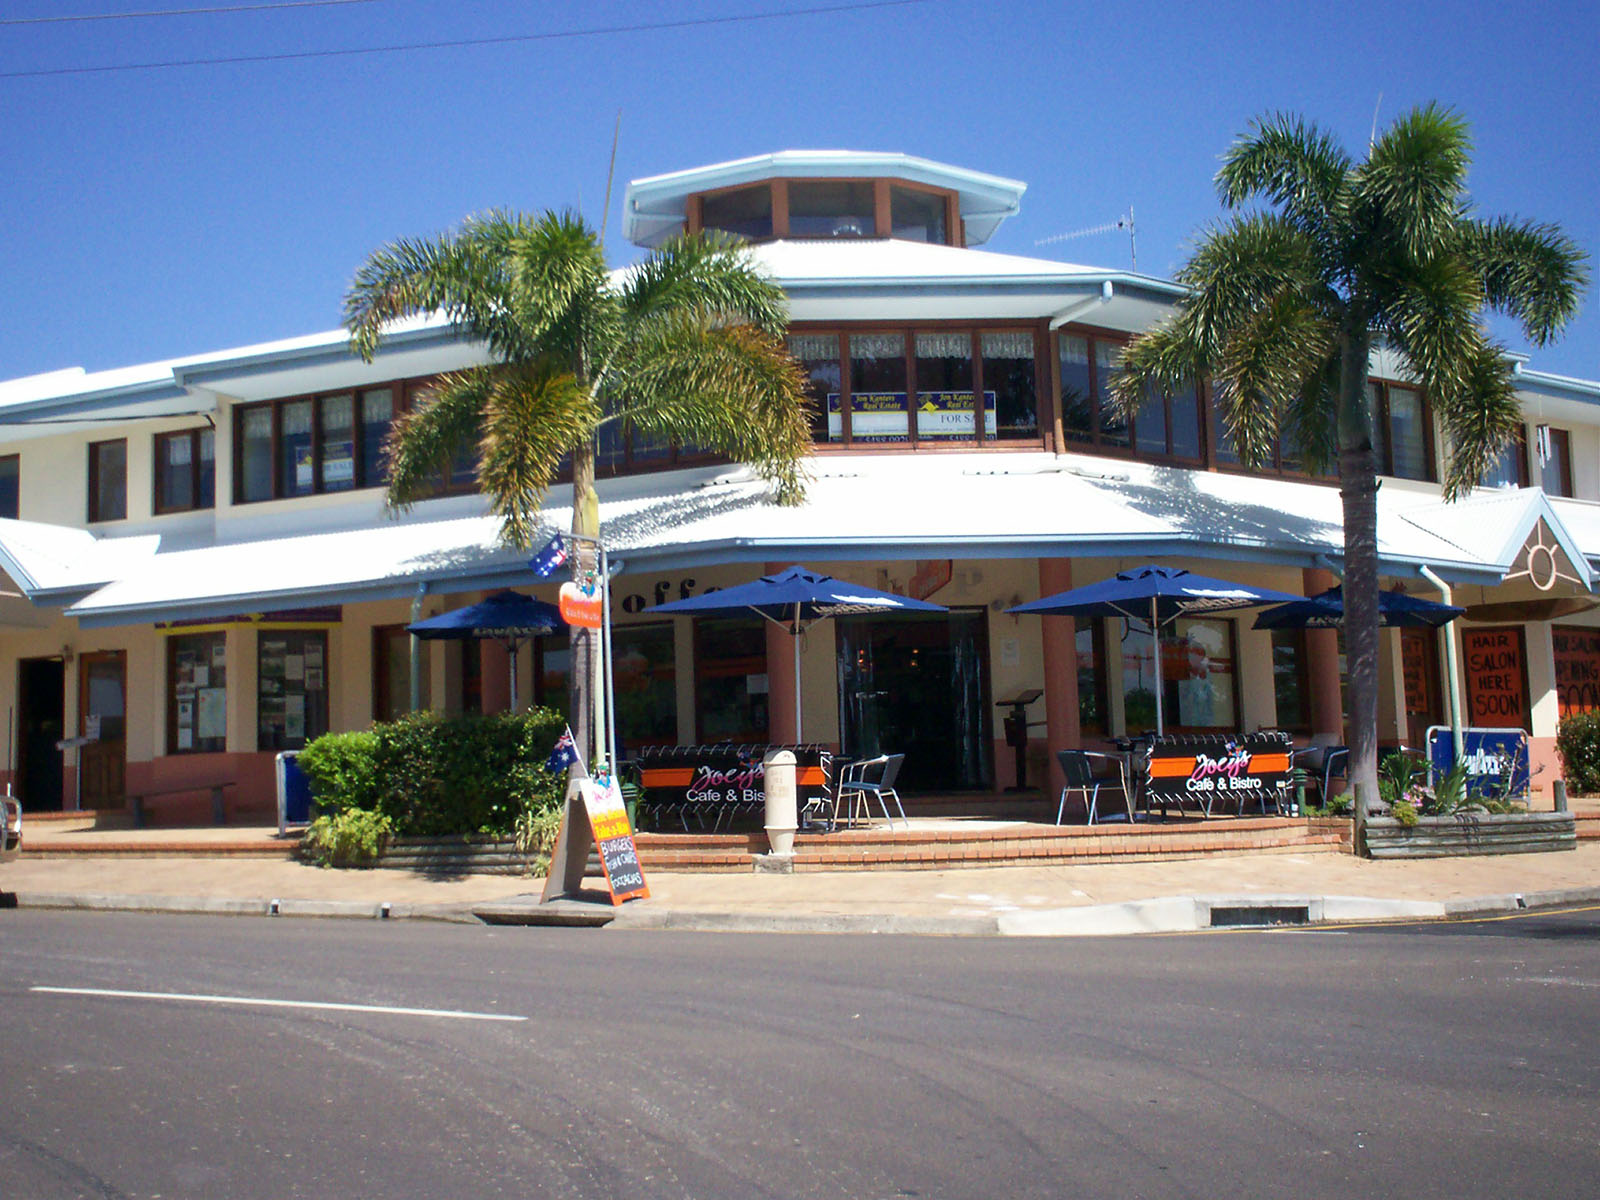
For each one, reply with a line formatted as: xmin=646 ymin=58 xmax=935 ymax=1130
xmin=622 ymin=150 xmax=1026 ymax=250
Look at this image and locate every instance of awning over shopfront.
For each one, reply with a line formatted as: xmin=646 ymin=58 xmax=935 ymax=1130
xmin=0 ymin=454 xmax=1592 ymax=629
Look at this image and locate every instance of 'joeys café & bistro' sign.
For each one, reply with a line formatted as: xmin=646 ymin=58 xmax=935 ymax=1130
xmin=1142 ymin=733 xmax=1293 ymax=810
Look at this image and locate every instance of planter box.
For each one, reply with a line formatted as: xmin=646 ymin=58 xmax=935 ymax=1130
xmin=1365 ymin=811 xmax=1577 ymax=859
xmin=378 ymin=835 xmax=534 ymax=875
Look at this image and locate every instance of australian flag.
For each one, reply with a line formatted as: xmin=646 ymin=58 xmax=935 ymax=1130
xmin=529 ymin=533 xmax=569 ymax=578
xmin=545 ymin=725 xmax=583 ymax=774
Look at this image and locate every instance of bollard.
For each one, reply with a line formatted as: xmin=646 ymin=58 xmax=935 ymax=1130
xmin=1553 ymin=778 xmax=1568 ymax=812
xmin=763 ymin=749 xmax=798 ymax=856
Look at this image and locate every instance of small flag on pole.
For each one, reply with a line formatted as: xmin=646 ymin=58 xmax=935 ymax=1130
xmin=529 ymin=533 xmax=569 ymax=577
xmin=545 ymin=725 xmax=583 ymax=775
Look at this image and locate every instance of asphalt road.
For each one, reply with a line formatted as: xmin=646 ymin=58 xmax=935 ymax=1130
xmin=2 ymin=907 xmax=1597 ymax=1199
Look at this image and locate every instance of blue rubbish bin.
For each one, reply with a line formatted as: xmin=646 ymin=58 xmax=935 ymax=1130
xmin=276 ymin=752 xmax=312 ymax=834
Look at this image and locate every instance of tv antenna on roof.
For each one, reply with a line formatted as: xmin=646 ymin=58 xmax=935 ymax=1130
xmin=1035 ymin=207 xmax=1136 ymax=270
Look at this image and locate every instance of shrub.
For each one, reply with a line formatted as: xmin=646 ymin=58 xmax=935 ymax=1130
xmin=301 ymin=809 xmax=392 ymax=867
xmin=515 ymin=802 xmax=566 ymax=877
xmin=296 ymin=729 xmax=380 ymax=814
xmin=1556 ymin=711 xmax=1600 ymax=795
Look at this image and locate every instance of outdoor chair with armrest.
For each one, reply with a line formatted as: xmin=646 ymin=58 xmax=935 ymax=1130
xmin=835 ymin=753 xmax=908 ymax=829
xmin=1056 ymin=749 xmax=1133 ymax=825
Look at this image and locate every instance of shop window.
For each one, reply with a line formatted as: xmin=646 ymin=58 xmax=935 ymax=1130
xmin=1367 ymin=381 xmax=1434 ymax=481
xmin=1061 ymin=331 xmax=1202 ymax=461
xmin=849 ymin=332 xmax=909 ymax=443
xmin=0 ymin=454 xmax=17 ymax=519
xmin=168 ymin=632 xmax=226 ymax=754
xmin=1270 ymin=629 xmax=1310 ymax=731
xmin=983 ymin=330 xmax=1037 ymax=441
xmin=259 ymin=630 xmax=328 ymax=751
xmin=1462 ymin=626 xmax=1529 ymax=730
xmin=319 ymin=394 xmax=356 ymax=492
xmin=373 ymin=624 xmax=428 ymax=723
xmin=1552 ymin=626 xmax=1600 ymax=718
xmin=1539 ymin=426 xmax=1573 ymax=497
xmin=890 ymin=185 xmax=946 ymax=244
xmin=154 ymin=428 xmax=215 ymax=514
xmin=1119 ymin=617 xmax=1238 ymax=733
xmin=788 ymin=180 xmax=875 ymax=238
xmin=701 ymin=184 xmax=773 ymax=241
xmin=612 ymin=624 xmax=677 ymax=748
xmin=1076 ymin=616 xmax=1107 ymax=736
xmin=87 ymin=439 xmax=127 ymax=522
xmin=695 ymin=618 xmax=768 ymax=743
xmin=1059 ymin=335 xmax=1094 ymax=443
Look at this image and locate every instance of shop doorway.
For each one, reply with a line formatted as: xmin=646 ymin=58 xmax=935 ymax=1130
xmin=16 ymin=657 xmax=65 ymax=810
xmin=78 ymin=650 xmax=126 ymax=809
xmin=837 ymin=609 xmax=992 ymax=792
xmin=1400 ymin=628 xmax=1444 ymax=750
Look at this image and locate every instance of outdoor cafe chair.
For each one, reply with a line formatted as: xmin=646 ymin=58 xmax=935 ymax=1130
xmin=1056 ymin=749 xmax=1133 ymax=825
xmin=836 ymin=753 xmax=908 ymax=829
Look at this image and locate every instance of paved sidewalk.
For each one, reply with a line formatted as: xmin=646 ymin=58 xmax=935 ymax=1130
xmin=4 ymin=826 xmax=1597 ymax=935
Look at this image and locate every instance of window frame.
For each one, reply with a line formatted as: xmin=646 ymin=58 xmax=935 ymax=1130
xmin=257 ymin=629 xmax=329 ymax=752
xmin=166 ymin=631 xmax=226 ymax=755
xmin=87 ymin=438 xmax=128 ymax=523
xmin=1539 ymin=425 xmax=1574 ymax=497
xmin=0 ymin=453 xmax=18 ymax=520
xmin=690 ymin=177 xmax=962 ymax=246
xmin=1369 ymin=379 xmax=1436 ymax=482
xmin=232 ymin=378 xmax=410 ymax=505
xmin=1057 ymin=328 xmax=1207 ymax=467
xmin=153 ymin=427 xmax=216 ymax=515
xmin=790 ymin=320 xmax=1048 ymax=450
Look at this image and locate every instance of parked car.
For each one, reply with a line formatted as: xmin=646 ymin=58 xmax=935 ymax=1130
xmin=1 ymin=792 xmax=20 ymax=860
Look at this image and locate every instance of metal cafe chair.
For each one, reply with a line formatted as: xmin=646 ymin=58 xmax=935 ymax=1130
xmin=836 ymin=753 xmax=908 ymax=829
xmin=1055 ymin=749 xmax=1133 ymax=825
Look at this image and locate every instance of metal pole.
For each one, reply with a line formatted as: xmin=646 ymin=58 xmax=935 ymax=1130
xmin=601 ymin=544 xmax=618 ymax=772
xmin=1151 ymin=596 xmax=1164 ymax=737
xmin=793 ymin=622 xmax=804 ymax=744
xmin=409 ymin=583 xmax=427 ymax=712
xmin=507 ymin=641 xmax=519 ymax=712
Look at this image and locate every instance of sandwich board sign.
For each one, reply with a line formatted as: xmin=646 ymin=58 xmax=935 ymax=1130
xmin=540 ymin=771 xmax=649 ymax=906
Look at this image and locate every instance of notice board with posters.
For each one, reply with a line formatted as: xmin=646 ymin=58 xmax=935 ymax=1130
xmin=1552 ymin=625 xmax=1600 ymax=717
xmin=1462 ymin=627 xmax=1530 ymax=730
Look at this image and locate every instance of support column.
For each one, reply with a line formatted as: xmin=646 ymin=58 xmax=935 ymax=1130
xmin=765 ymin=561 xmax=798 ymax=744
xmin=1303 ymin=566 xmax=1344 ymax=740
xmin=1039 ymin=558 xmax=1081 ymax=795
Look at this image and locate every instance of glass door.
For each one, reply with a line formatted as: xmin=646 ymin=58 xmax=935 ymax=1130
xmin=837 ymin=609 xmax=993 ymax=792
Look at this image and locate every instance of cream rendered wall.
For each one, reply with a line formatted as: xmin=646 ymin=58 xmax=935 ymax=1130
xmin=1376 ymin=628 xmax=1407 ymax=744
xmin=1526 ymin=621 xmax=1558 ymax=739
xmin=1236 ymin=624 xmax=1277 ymax=731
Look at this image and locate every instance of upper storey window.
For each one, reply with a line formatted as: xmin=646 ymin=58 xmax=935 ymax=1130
xmin=788 ymin=181 xmax=874 ymax=238
xmin=891 ymin=185 xmax=946 ymax=243
xmin=88 ymin=439 xmax=127 ymax=522
xmin=691 ymin=178 xmax=960 ymax=245
xmin=155 ymin=428 xmax=215 ymax=514
xmin=0 ymin=455 xmax=17 ymax=519
xmin=700 ymin=184 xmax=772 ymax=241
xmin=235 ymin=384 xmax=399 ymax=504
xmin=1060 ymin=333 xmax=1203 ymax=463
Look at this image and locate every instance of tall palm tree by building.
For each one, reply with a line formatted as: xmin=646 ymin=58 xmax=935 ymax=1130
xmin=1111 ymin=105 xmax=1587 ymax=846
xmin=345 ymin=210 xmax=811 ymax=760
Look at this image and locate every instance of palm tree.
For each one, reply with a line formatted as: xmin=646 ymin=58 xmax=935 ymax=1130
xmin=1111 ymin=105 xmax=1587 ymax=848
xmin=345 ymin=210 xmax=812 ymax=760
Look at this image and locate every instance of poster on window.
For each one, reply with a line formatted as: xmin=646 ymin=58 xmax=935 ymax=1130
xmin=1463 ymin=627 xmax=1529 ymax=729
xmin=197 ymin=687 xmax=226 ymax=740
xmin=1553 ymin=625 xmax=1600 ymax=717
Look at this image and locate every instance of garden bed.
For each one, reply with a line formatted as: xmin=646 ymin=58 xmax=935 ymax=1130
xmin=1364 ymin=811 xmax=1577 ymax=858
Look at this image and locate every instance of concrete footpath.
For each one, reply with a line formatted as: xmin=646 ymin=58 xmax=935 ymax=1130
xmin=4 ymin=825 xmax=1598 ymax=935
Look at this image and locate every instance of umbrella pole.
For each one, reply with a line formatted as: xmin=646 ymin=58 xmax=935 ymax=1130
xmin=507 ymin=640 xmax=519 ymax=712
xmin=793 ymin=622 xmax=803 ymax=744
xmin=1152 ymin=596 xmax=1165 ymax=737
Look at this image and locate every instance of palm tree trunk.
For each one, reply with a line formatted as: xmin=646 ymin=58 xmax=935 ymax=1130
xmin=569 ymin=437 xmax=601 ymax=766
xmin=1337 ymin=326 xmax=1381 ymax=852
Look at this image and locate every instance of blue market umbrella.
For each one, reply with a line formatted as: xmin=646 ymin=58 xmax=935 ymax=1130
xmin=1252 ymin=585 xmax=1464 ymax=630
xmin=652 ymin=566 xmax=948 ymax=741
xmin=409 ymin=590 xmax=565 ymax=711
xmin=1007 ymin=565 xmax=1304 ymax=735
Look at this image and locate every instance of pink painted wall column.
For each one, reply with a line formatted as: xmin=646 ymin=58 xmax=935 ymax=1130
xmin=480 ymin=639 xmax=511 ymax=714
xmin=1303 ymin=566 xmax=1344 ymax=740
xmin=1039 ymin=558 xmax=1082 ymax=795
xmin=765 ymin=561 xmax=799 ymax=744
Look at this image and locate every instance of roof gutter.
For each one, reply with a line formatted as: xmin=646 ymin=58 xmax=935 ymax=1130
xmin=1048 ymin=281 xmax=1114 ymax=329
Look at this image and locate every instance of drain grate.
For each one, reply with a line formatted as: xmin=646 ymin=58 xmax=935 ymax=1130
xmin=1208 ymin=904 xmax=1311 ymax=928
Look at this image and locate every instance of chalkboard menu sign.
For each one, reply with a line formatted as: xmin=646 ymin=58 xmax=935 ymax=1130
xmin=1463 ymin=627 xmax=1529 ymax=729
xmin=1553 ymin=625 xmax=1600 ymax=717
xmin=581 ymin=778 xmax=648 ymax=904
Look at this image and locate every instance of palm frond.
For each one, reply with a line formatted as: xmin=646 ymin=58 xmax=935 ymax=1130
xmin=1217 ymin=112 xmax=1352 ymax=237
xmin=1212 ymin=290 xmax=1337 ymax=468
xmin=1459 ymin=216 xmax=1590 ymax=346
xmin=1281 ymin=357 xmax=1341 ymax=474
xmin=345 ymin=231 xmax=510 ymax=362
xmin=1108 ymin=324 xmax=1205 ymax=417
xmin=1378 ymin=252 xmax=1483 ymax=399
xmin=382 ymin=370 xmax=490 ymax=509
xmin=1429 ymin=331 xmax=1522 ymax=500
xmin=619 ymin=232 xmax=791 ymax=338
xmin=477 ymin=359 xmax=601 ymax=548
xmin=611 ymin=317 xmax=811 ymax=504
xmin=1355 ymin=103 xmax=1471 ymax=261
xmin=1172 ymin=214 xmax=1331 ymax=359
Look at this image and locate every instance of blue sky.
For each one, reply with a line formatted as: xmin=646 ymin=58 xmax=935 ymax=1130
xmin=3 ymin=0 xmax=1596 ymax=382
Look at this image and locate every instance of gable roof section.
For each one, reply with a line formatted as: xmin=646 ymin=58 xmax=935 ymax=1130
xmin=1397 ymin=488 xmax=1596 ymax=588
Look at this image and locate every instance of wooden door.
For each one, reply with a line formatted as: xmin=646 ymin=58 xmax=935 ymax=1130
xmin=78 ymin=651 xmax=126 ymax=808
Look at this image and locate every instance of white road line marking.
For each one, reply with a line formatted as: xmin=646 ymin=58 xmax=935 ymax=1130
xmin=31 ymin=985 xmax=526 ymax=1022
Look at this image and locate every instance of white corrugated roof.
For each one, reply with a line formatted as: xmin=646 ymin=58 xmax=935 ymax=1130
xmin=35 ymin=455 xmax=1592 ymax=628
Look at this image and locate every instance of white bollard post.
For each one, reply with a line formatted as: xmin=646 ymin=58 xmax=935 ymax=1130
xmin=763 ymin=748 xmax=798 ymax=857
